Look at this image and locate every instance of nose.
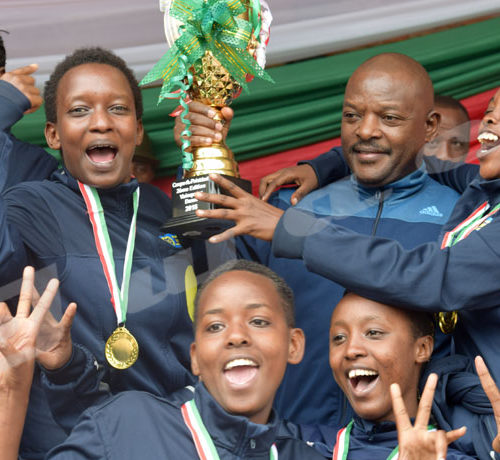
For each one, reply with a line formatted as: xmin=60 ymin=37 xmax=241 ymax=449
xmin=483 ymin=107 xmax=500 ymax=126
xmin=89 ymin=107 xmax=112 ymax=132
xmin=226 ymin=321 xmax=250 ymax=348
xmin=344 ymin=335 xmax=367 ymax=361
xmin=356 ymin=113 xmax=381 ymax=140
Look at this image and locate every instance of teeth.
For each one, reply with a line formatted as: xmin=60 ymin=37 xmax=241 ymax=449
xmin=348 ymin=369 xmax=378 ymax=379
xmin=89 ymin=144 xmax=114 ymax=150
xmin=224 ymin=358 xmax=257 ymax=370
xmin=478 ymin=132 xmax=499 ymax=144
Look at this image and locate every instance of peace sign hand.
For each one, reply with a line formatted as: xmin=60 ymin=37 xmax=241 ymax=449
xmin=391 ymin=373 xmax=466 ymax=460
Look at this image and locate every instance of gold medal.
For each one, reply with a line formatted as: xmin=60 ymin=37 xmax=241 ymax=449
xmin=105 ymin=326 xmax=139 ymax=369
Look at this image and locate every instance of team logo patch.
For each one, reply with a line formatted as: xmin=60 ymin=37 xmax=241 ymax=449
xmin=159 ymin=233 xmax=182 ymax=248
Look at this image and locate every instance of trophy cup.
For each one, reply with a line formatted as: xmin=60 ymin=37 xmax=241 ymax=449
xmin=142 ymin=0 xmax=273 ymax=241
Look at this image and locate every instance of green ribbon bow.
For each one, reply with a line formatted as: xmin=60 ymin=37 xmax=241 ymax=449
xmin=140 ymin=0 xmax=273 ymax=103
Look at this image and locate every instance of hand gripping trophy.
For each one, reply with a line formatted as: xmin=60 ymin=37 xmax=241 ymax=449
xmin=141 ymin=0 xmax=273 ymax=241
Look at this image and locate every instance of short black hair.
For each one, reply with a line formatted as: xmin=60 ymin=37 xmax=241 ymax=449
xmin=193 ymin=260 xmax=295 ymax=329
xmin=44 ymin=47 xmax=143 ymax=123
xmin=435 ymin=94 xmax=470 ymax=122
xmin=0 ymin=30 xmax=8 ymax=70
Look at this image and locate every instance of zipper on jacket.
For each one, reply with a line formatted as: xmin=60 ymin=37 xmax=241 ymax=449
xmin=371 ymin=190 xmax=385 ymax=235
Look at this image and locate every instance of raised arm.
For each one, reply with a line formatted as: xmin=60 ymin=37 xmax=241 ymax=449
xmin=272 ymin=205 xmax=500 ymax=313
xmin=0 ymin=267 xmax=75 ymax=460
xmin=0 ymin=66 xmax=58 ymax=189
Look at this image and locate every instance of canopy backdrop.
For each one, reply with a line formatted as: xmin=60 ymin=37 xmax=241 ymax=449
xmin=2 ymin=1 xmax=500 ymax=193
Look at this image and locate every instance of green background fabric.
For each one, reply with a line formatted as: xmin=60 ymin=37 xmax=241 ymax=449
xmin=11 ymin=16 xmax=500 ymax=176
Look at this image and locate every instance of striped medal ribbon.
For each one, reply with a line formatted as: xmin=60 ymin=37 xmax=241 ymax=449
xmin=78 ymin=181 xmax=140 ymax=369
xmin=441 ymin=201 xmax=500 ymax=249
xmin=181 ymin=399 xmax=278 ymax=460
xmin=439 ymin=200 xmax=500 ymax=333
xmin=332 ymin=420 xmax=436 ymax=460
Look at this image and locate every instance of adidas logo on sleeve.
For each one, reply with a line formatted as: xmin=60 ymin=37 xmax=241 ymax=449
xmin=419 ymin=206 xmax=443 ymax=217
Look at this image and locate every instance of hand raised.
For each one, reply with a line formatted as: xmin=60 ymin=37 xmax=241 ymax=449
xmin=195 ymin=173 xmax=284 ymax=243
xmin=1 ymin=64 xmax=42 ymax=114
xmin=0 ymin=267 xmax=73 ymax=389
xmin=475 ymin=356 xmax=500 ymax=453
xmin=259 ymin=164 xmax=319 ymax=204
xmin=391 ymin=373 xmax=466 ymax=460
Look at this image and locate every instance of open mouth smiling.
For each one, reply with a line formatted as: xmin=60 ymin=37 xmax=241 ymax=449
xmin=223 ymin=358 xmax=259 ymax=386
xmin=346 ymin=368 xmax=380 ymax=395
xmin=477 ymin=131 xmax=500 ymax=157
xmin=86 ymin=143 xmax=118 ymax=165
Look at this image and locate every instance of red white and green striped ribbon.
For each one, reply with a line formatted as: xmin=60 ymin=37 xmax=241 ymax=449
xmin=78 ymin=182 xmax=140 ymax=325
xmin=181 ymin=399 xmax=278 ymax=459
xmin=441 ymin=201 xmax=500 ymax=248
xmin=332 ymin=420 xmax=436 ymax=460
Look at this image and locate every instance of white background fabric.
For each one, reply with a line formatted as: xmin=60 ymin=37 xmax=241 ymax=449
xmin=1 ymin=0 xmax=499 ymax=87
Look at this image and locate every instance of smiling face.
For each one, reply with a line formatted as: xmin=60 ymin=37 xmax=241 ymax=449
xmin=329 ymin=293 xmax=432 ymax=423
xmin=477 ymin=89 xmax=500 ymax=180
xmin=423 ymin=105 xmax=470 ymax=162
xmin=341 ymin=55 xmax=438 ymax=187
xmin=190 ymin=270 xmax=304 ymax=425
xmin=45 ymin=63 xmax=143 ymax=188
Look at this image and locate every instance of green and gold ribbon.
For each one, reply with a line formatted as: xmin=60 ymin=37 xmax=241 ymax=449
xmin=140 ymin=0 xmax=273 ymax=103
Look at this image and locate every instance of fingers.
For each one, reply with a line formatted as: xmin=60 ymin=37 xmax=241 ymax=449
xmin=60 ymin=303 xmax=77 ymax=331
xmin=30 ymin=278 xmax=60 ymax=325
xmin=391 ymin=382 xmax=413 ymax=433
xmin=476 ymin=356 xmax=500 ymax=413
xmin=174 ymin=101 xmax=225 ymax=147
xmin=291 ymin=182 xmax=317 ymax=206
xmin=435 ymin=430 xmax=448 ymax=460
xmin=0 ymin=301 xmax=13 ymax=326
xmin=415 ymin=373 xmax=438 ymax=429
xmin=259 ymin=171 xmax=294 ymax=201
xmin=7 ymin=63 xmax=39 ymax=76
xmin=208 ymin=227 xmax=236 ymax=244
xmin=492 ymin=435 xmax=500 ymax=453
xmin=208 ymin=173 xmax=248 ymax=198
xmin=1 ymin=65 xmax=43 ymax=113
xmin=17 ymin=266 xmax=36 ymax=318
xmin=445 ymin=426 xmax=466 ymax=445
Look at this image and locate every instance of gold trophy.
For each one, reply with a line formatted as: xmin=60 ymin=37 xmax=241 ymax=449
xmin=142 ymin=0 xmax=273 ymax=241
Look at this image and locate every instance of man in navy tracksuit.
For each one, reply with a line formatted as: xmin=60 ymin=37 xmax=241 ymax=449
xmin=235 ymin=53 xmax=460 ymax=428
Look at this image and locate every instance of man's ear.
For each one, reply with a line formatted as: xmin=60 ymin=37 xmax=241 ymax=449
xmin=287 ymin=328 xmax=305 ymax=365
xmin=45 ymin=122 xmax=61 ymax=151
xmin=415 ymin=335 xmax=433 ymax=364
xmin=136 ymin=119 xmax=144 ymax=147
xmin=190 ymin=342 xmax=201 ymax=379
xmin=425 ymin=111 xmax=440 ymax=143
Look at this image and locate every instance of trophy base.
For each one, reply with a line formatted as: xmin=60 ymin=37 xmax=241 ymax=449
xmin=162 ymin=174 xmax=251 ymax=241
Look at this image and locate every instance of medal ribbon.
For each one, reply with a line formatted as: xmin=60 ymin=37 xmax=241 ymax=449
xmin=439 ymin=201 xmax=500 ymax=333
xmin=181 ymin=399 xmax=278 ymax=459
xmin=332 ymin=420 xmax=436 ymax=460
xmin=78 ymin=182 xmax=140 ymax=325
xmin=441 ymin=201 xmax=500 ymax=249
